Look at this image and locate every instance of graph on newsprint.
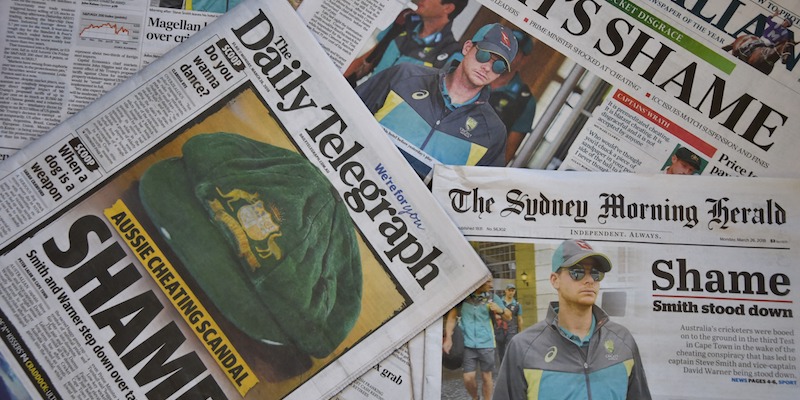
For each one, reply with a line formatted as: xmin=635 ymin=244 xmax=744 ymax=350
xmin=78 ymin=13 xmax=141 ymax=51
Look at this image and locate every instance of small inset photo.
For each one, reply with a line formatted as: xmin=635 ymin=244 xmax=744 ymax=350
xmin=661 ymin=145 xmax=705 ymax=175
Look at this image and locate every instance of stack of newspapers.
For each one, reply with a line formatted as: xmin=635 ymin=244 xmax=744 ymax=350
xmin=0 ymin=1 xmax=797 ymax=399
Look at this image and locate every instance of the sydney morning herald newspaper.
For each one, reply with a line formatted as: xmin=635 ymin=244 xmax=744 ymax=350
xmin=432 ymin=165 xmax=799 ymax=399
xmin=0 ymin=1 xmax=494 ymax=399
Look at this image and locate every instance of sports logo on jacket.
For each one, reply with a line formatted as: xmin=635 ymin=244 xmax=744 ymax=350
xmin=605 ymin=339 xmax=619 ymax=360
xmin=412 ymin=90 xmax=429 ymax=100
xmin=460 ymin=117 xmax=478 ymax=138
xmin=544 ymin=346 xmax=558 ymax=363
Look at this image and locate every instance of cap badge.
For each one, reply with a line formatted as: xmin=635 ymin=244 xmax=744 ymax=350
xmin=501 ymin=31 xmax=511 ymax=49
xmin=575 ymin=239 xmax=592 ymax=251
xmin=209 ymin=187 xmax=284 ymax=270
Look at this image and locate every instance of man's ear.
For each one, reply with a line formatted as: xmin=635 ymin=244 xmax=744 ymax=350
xmin=550 ymin=272 xmax=560 ymax=290
xmin=443 ymin=3 xmax=456 ymax=17
xmin=462 ymin=40 xmax=474 ymax=55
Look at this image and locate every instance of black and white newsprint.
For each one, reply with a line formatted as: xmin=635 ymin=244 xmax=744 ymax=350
xmin=433 ymin=165 xmax=798 ymax=399
xmin=0 ymin=1 xmax=492 ymax=399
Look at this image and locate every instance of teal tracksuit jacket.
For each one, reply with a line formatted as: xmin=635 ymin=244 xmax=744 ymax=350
xmin=494 ymin=302 xmax=651 ymax=400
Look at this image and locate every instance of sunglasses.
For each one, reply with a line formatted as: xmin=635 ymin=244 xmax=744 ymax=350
xmin=561 ymin=267 xmax=605 ymax=282
xmin=474 ymin=48 xmax=508 ymax=74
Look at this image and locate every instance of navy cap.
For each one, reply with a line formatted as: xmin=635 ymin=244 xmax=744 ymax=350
xmin=471 ymin=23 xmax=518 ymax=70
xmin=552 ymin=239 xmax=612 ymax=273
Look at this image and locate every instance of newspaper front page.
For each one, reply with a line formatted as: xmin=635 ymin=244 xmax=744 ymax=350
xmin=432 ymin=165 xmax=798 ymax=399
xmin=0 ymin=1 xmax=439 ymax=397
xmin=0 ymin=1 xmax=494 ymax=399
xmin=298 ymin=0 xmax=799 ymax=178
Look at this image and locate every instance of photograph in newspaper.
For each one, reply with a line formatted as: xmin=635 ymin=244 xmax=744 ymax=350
xmin=0 ymin=1 xmax=495 ymax=399
xmin=0 ymin=346 xmax=33 ymax=400
xmin=297 ymin=0 xmax=612 ymax=180
xmin=432 ymin=165 xmax=799 ymax=399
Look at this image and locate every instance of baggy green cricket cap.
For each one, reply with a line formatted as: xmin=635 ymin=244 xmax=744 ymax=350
xmin=139 ymin=132 xmax=362 ymax=358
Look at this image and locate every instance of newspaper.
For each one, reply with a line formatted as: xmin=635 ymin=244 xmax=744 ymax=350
xmin=298 ymin=0 xmax=799 ymax=178
xmin=432 ymin=165 xmax=799 ymax=399
xmin=0 ymin=0 xmax=229 ymax=160
xmin=4 ymin=0 xmax=799 ymax=173
xmin=0 ymin=1 xmax=494 ymax=399
xmin=0 ymin=1 xmax=436 ymax=397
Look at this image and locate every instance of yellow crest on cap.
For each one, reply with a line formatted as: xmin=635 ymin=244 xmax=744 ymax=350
xmin=209 ymin=187 xmax=284 ymax=270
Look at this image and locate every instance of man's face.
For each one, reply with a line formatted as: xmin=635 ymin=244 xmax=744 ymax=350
xmin=666 ymin=155 xmax=697 ymax=175
xmin=414 ymin=0 xmax=451 ymax=18
xmin=460 ymin=42 xmax=503 ymax=88
xmin=551 ymin=258 xmax=602 ymax=308
xmin=505 ymin=287 xmax=516 ymax=297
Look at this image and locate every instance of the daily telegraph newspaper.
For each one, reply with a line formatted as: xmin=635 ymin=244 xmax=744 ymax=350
xmin=0 ymin=0 xmax=495 ymax=398
xmin=0 ymin=0 xmax=228 ymax=160
xmin=299 ymin=0 xmax=800 ymax=179
xmin=432 ymin=165 xmax=799 ymax=399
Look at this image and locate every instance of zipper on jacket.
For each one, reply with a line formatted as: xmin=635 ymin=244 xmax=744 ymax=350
xmin=420 ymin=107 xmax=451 ymax=149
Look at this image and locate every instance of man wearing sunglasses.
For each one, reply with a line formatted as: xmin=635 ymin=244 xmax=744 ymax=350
xmin=356 ymin=23 xmax=517 ymax=180
xmin=494 ymin=239 xmax=651 ymax=400
xmin=444 ymin=277 xmax=511 ymax=400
